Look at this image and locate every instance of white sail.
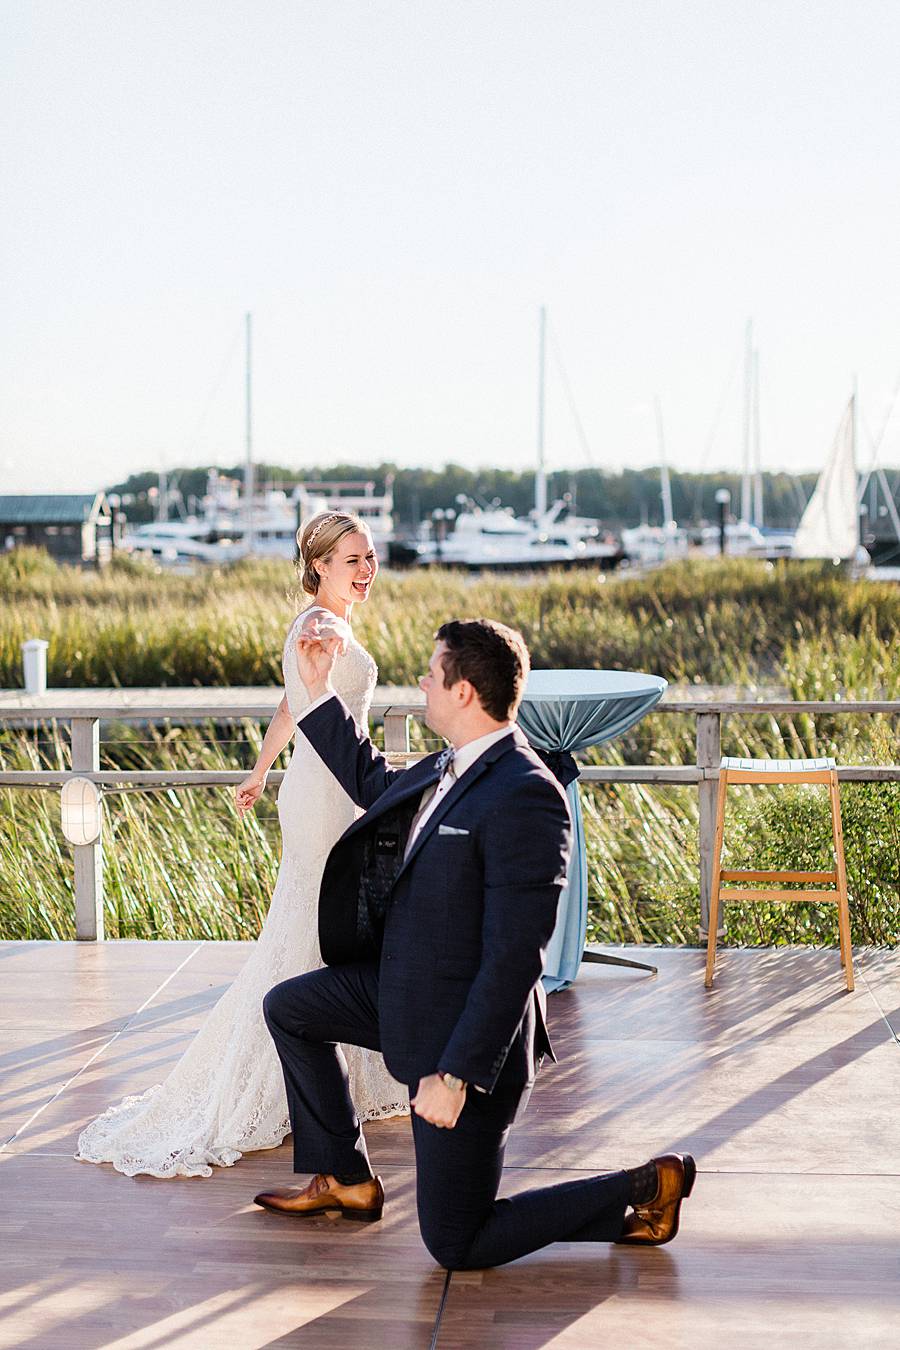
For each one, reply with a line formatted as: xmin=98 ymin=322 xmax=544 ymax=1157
xmin=792 ymin=398 xmax=859 ymax=560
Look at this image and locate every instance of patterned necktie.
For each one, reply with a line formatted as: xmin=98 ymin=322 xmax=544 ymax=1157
xmin=436 ymin=746 xmax=456 ymax=780
xmin=405 ymin=749 xmax=456 ymax=858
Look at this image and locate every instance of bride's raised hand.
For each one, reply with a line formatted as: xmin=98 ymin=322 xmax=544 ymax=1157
xmin=299 ymin=610 xmax=350 ymax=653
xmin=296 ymin=628 xmax=342 ymax=695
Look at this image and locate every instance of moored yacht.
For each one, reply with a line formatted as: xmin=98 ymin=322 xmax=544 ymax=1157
xmin=621 ymin=521 xmax=690 ymax=566
xmin=393 ymin=497 xmax=622 ymax=570
xmin=125 ymin=475 xmax=394 ymax=567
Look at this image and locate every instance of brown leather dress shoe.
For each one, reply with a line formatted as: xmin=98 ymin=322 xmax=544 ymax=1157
xmin=616 ymin=1153 xmax=696 ymax=1246
xmin=253 ymin=1173 xmax=384 ymax=1222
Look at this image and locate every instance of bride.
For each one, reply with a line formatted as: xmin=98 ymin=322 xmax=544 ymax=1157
xmin=76 ymin=511 xmax=409 ymax=1179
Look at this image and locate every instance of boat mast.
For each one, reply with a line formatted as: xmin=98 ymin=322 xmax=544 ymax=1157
xmin=244 ymin=312 xmax=255 ymax=554
xmin=655 ymin=396 xmax=675 ymax=527
xmin=157 ymin=469 xmax=168 ymax=523
xmin=752 ymin=346 xmax=763 ymax=527
xmin=535 ymin=305 xmax=548 ymax=518
xmin=741 ymin=317 xmax=753 ymax=523
xmin=851 ymin=378 xmax=859 ymax=548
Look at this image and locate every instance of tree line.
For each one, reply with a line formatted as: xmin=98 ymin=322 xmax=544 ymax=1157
xmin=109 ymin=462 xmax=827 ymax=530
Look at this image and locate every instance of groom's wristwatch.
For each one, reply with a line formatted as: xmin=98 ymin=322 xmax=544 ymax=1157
xmin=438 ymin=1071 xmax=466 ymax=1092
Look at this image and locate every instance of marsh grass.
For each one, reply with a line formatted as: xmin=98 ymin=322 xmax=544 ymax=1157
xmin=4 ymin=550 xmax=898 ymax=690
xmin=1 ymin=551 xmax=898 ymax=944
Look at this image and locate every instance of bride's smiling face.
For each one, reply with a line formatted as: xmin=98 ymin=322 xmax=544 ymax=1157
xmin=316 ymin=530 xmax=378 ymax=605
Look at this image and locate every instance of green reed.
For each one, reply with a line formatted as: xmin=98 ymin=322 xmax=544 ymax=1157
xmin=1 ymin=550 xmax=898 ymax=944
xmin=3 ymin=549 xmax=898 ymax=690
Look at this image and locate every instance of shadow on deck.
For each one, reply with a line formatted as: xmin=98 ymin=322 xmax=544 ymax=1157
xmin=1 ymin=942 xmax=898 ymax=1349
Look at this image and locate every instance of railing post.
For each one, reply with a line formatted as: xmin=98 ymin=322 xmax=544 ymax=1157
xmin=71 ymin=717 xmax=104 ymax=941
xmin=383 ymin=709 xmax=411 ymax=755
xmin=696 ymin=711 xmax=721 ymax=938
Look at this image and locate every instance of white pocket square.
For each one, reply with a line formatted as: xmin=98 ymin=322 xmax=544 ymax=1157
xmin=439 ymin=825 xmax=470 ymax=836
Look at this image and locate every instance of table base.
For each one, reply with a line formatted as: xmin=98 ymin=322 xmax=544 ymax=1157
xmin=582 ymin=949 xmax=658 ymax=975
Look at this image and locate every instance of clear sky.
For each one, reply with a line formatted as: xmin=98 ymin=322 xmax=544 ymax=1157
xmin=3 ymin=0 xmax=900 ymax=495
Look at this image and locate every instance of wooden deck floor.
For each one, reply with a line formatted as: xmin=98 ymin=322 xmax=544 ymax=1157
xmin=1 ymin=941 xmax=898 ymax=1349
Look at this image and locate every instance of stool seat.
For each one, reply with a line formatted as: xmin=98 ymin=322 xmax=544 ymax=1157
xmin=704 ymin=757 xmax=854 ymax=992
xmin=720 ymin=756 xmax=835 ymax=772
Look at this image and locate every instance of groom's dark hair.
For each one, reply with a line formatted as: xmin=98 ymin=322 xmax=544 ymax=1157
xmin=434 ymin=619 xmax=531 ymax=721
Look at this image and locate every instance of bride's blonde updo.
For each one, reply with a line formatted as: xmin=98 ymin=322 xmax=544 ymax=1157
xmin=297 ymin=510 xmax=367 ymax=595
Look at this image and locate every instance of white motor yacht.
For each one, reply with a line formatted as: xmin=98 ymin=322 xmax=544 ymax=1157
xmin=697 ymin=519 xmax=768 ymax=557
xmin=621 ymin=522 xmax=690 ymax=567
xmin=125 ymin=475 xmax=394 ymax=567
xmin=402 ymin=499 xmax=622 ymax=570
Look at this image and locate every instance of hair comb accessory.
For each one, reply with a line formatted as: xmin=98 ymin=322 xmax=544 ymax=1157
xmin=306 ymin=513 xmax=341 ymax=549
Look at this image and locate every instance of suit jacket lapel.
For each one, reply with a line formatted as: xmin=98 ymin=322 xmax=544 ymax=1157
xmin=339 ymin=755 xmax=441 ymax=843
xmin=397 ymin=728 xmax=523 ymax=877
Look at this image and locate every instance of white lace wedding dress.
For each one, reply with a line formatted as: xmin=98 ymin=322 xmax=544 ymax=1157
xmin=76 ymin=610 xmax=408 ymax=1178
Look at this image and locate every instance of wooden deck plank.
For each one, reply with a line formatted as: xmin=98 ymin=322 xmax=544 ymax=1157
xmin=0 ymin=940 xmax=204 ymax=971
xmin=857 ymin=951 xmax=900 ymax=1037
xmin=0 ymin=1152 xmax=442 ymax=1349
xmin=0 ymin=941 xmax=897 ymax=1348
xmin=504 ymin=952 xmax=898 ymax=1179
xmin=435 ymin=1171 xmax=900 ymax=1349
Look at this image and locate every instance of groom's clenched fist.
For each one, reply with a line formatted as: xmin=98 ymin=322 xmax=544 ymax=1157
xmin=411 ymin=1074 xmax=467 ymax=1129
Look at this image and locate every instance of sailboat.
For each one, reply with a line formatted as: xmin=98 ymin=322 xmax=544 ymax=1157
xmin=792 ymin=395 xmax=868 ymax=564
xmin=397 ymin=306 xmax=623 ymax=570
xmin=697 ymin=320 xmax=774 ymax=558
xmin=621 ymin=398 xmax=689 ymax=566
xmin=125 ymin=315 xmax=396 ymax=566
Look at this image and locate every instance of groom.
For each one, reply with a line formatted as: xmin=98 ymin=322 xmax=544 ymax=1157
xmin=256 ymin=618 xmax=695 ymax=1268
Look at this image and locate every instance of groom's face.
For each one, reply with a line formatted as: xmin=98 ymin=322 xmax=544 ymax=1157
xmin=420 ymin=642 xmax=456 ymax=738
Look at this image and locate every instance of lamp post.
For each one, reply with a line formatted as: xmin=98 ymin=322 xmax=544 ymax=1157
xmin=61 ymin=760 xmax=104 ymax=939
xmin=715 ymin=488 xmax=731 ymax=557
xmin=108 ymin=493 xmax=121 ymax=555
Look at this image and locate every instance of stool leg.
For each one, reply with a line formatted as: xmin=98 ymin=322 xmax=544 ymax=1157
xmin=704 ymin=772 xmax=729 ymax=989
xmin=828 ymin=770 xmax=854 ymax=993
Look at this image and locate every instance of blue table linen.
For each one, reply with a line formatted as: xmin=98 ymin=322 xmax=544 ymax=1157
xmin=517 ymin=671 xmax=667 ymax=992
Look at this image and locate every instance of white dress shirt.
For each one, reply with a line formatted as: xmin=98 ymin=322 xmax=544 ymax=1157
xmin=403 ymin=723 xmax=514 ymax=858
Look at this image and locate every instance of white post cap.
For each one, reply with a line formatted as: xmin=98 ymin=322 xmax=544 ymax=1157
xmin=22 ymin=638 xmax=49 ymax=694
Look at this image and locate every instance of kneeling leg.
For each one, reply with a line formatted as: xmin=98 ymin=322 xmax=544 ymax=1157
xmin=412 ymin=1090 xmax=629 ymax=1269
xmin=263 ymin=963 xmax=380 ymax=1179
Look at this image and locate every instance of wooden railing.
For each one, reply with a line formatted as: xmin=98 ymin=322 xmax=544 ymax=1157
xmin=1 ymin=688 xmax=899 ymax=940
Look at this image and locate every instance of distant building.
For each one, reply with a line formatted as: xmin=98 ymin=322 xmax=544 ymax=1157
xmin=0 ymin=493 xmax=118 ymax=565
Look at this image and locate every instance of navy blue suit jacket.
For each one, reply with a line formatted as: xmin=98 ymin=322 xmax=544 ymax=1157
xmin=299 ymin=695 xmax=572 ymax=1093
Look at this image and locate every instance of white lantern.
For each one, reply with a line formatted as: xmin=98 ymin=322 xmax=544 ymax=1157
xmin=60 ymin=777 xmax=102 ymax=846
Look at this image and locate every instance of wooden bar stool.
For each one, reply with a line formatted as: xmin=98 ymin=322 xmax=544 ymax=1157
xmin=704 ymin=756 xmax=854 ymax=991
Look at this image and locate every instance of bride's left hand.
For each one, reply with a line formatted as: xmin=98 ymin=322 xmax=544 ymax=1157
xmin=235 ymin=773 xmax=267 ymax=817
